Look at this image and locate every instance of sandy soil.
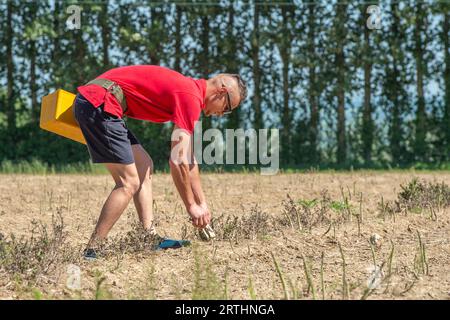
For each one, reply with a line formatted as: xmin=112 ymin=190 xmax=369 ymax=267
xmin=0 ymin=171 xmax=449 ymax=300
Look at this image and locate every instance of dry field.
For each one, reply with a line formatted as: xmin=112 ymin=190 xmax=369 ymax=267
xmin=0 ymin=171 xmax=449 ymax=300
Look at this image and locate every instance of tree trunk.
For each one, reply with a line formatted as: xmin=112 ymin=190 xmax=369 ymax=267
xmin=225 ymin=2 xmax=240 ymax=129
xmin=53 ymin=0 xmax=61 ymax=88
xmin=388 ymin=2 xmax=402 ymax=164
xmin=308 ymin=3 xmax=319 ymax=164
xmin=100 ymin=0 xmax=110 ymax=69
xmin=200 ymin=14 xmax=211 ymax=130
xmin=252 ymin=3 xmax=262 ymax=130
xmin=444 ymin=9 xmax=450 ymax=160
xmin=149 ymin=7 xmax=162 ymax=65
xmin=75 ymin=29 xmax=86 ymax=86
xmin=414 ymin=2 xmax=426 ymax=160
xmin=6 ymin=0 xmax=16 ymax=131
xmin=30 ymin=39 xmax=38 ymax=122
xmin=28 ymin=2 xmax=38 ymax=122
xmin=336 ymin=3 xmax=347 ymax=165
xmin=280 ymin=6 xmax=292 ymax=164
xmin=174 ymin=5 xmax=182 ymax=72
xmin=362 ymin=5 xmax=373 ymax=164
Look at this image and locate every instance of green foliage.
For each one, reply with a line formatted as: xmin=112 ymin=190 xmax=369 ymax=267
xmin=247 ymin=276 xmax=257 ymax=300
xmin=297 ymin=199 xmax=319 ymax=208
xmin=279 ymin=192 xmax=347 ymax=231
xmin=0 ymin=1 xmax=448 ymax=168
xmin=191 ymin=245 xmax=227 ymax=300
xmin=94 ymin=270 xmax=113 ymax=300
xmin=329 ymin=201 xmax=350 ymax=213
xmin=32 ymin=288 xmax=43 ymax=300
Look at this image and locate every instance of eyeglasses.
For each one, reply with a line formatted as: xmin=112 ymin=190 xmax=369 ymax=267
xmin=222 ymin=83 xmax=233 ymax=115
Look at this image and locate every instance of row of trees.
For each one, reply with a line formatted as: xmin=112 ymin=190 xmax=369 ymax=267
xmin=0 ymin=0 xmax=449 ymax=168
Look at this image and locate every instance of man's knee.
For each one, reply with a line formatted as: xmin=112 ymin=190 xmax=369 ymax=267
xmin=121 ymin=177 xmax=141 ymax=197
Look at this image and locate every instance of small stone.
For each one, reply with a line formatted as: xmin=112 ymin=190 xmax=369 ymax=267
xmin=370 ymin=233 xmax=382 ymax=248
xmin=392 ymin=286 xmax=403 ymax=296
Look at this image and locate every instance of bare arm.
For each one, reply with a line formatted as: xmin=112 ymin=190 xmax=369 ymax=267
xmin=170 ymin=125 xmax=210 ymax=228
xmin=169 ymin=131 xmax=195 ymax=208
xmin=189 ymin=158 xmax=207 ymax=206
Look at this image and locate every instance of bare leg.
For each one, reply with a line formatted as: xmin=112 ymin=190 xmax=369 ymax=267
xmin=131 ymin=144 xmax=155 ymax=231
xmin=87 ymin=162 xmax=140 ymax=248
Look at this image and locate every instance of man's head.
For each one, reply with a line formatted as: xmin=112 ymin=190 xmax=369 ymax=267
xmin=204 ymin=73 xmax=247 ymax=117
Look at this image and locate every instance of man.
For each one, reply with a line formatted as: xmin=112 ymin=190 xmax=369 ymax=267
xmin=73 ymin=65 xmax=247 ymax=259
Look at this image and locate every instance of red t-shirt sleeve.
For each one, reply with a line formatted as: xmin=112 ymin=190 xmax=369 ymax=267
xmin=172 ymin=92 xmax=202 ymax=134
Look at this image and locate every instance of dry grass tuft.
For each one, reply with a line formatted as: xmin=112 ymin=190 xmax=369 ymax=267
xmin=0 ymin=210 xmax=79 ymax=283
xmin=210 ymin=204 xmax=271 ymax=241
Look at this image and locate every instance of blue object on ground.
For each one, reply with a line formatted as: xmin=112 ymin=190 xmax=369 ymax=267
xmin=82 ymin=238 xmax=190 ymax=260
xmin=157 ymin=238 xmax=191 ymax=250
xmin=83 ymin=248 xmax=97 ymax=261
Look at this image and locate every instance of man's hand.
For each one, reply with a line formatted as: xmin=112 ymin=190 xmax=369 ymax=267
xmin=199 ymin=202 xmax=211 ymax=218
xmin=188 ymin=203 xmax=211 ymax=228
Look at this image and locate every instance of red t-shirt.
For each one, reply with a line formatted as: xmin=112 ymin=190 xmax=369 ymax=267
xmin=77 ymin=65 xmax=206 ymax=134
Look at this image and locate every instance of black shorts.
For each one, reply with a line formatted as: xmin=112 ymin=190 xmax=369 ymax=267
xmin=73 ymin=93 xmax=140 ymax=164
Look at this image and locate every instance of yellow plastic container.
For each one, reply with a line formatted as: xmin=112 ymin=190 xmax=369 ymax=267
xmin=40 ymin=89 xmax=86 ymax=145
